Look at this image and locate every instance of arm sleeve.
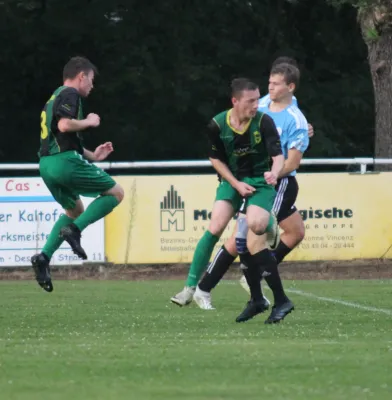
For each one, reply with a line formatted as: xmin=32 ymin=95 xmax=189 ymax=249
xmin=53 ymin=89 xmax=80 ymax=119
xmin=260 ymin=114 xmax=283 ymax=157
xmin=287 ymin=120 xmax=309 ymax=153
xmin=206 ymin=119 xmax=226 ymax=161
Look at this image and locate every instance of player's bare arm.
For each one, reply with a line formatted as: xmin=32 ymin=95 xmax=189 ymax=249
xmin=279 ymin=148 xmax=303 ymax=178
xmin=83 ymin=142 xmax=114 ymax=162
xmin=308 ymin=123 xmax=314 ymax=137
xmin=265 ymin=154 xmax=285 ymax=186
xmin=58 ymin=113 xmax=100 ymax=133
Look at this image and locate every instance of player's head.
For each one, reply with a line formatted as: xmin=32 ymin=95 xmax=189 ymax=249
xmin=268 ymin=63 xmax=300 ymax=102
xmin=63 ymin=56 xmax=98 ymax=97
xmin=271 ymin=56 xmax=298 ymax=69
xmin=231 ymin=78 xmax=260 ymax=119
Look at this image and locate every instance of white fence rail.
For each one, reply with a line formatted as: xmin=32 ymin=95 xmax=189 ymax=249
xmin=0 ymin=158 xmax=392 ymax=174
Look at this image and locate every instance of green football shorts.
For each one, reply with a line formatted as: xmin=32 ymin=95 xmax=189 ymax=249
xmin=215 ymin=176 xmax=276 ymax=213
xmin=39 ymin=150 xmax=116 ymax=209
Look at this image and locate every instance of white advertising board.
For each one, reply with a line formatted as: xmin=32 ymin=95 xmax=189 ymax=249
xmin=0 ymin=177 xmax=105 ymax=267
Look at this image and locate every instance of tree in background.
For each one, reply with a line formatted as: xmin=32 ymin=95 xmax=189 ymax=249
xmin=0 ymin=0 xmax=376 ymax=164
xmin=329 ymin=0 xmax=392 ymax=166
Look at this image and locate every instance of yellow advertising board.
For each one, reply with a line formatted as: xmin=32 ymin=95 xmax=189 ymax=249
xmin=105 ymin=173 xmax=392 ymax=263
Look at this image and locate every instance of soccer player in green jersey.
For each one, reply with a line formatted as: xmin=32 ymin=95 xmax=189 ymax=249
xmin=31 ymin=56 xmax=124 ymax=292
xmin=171 ymin=78 xmax=284 ymax=321
xmin=196 ymin=62 xmax=306 ymax=323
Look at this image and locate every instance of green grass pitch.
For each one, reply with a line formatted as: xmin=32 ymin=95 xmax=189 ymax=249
xmin=0 ymin=279 xmax=391 ymax=400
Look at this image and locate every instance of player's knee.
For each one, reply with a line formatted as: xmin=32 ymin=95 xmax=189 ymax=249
xmin=65 ymin=208 xmax=83 ymax=219
xmin=107 ymin=184 xmax=124 ymax=204
xmin=65 ymin=200 xmax=84 ymax=219
xmin=224 ymin=236 xmax=237 ymax=256
xmin=247 ymin=219 xmax=267 ymax=235
xmin=208 ymin=218 xmax=228 ymax=236
xmin=114 ymin=185 xmax=124 ymax=203
xmin=65 ymin=210 xmax=75 ymax=219
xmin=208 ymin=224 xmax=224 ymax=236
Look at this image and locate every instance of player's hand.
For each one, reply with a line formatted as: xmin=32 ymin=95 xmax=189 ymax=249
xmin=264 ymin=171 xmax=278 ymax=186
xmin=87 ymin=113 xmax=101 ymax=128
xmin=308 ymin=123 xmax=314 ymax=138
xmin=93 ymin=142 xmax=113 ymax=161
xmin=235 ymin=182 xmax=256 ymax=197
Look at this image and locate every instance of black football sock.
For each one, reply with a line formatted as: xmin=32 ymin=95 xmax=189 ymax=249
xmin=198 ymin=246 xmax=235 ymax=292
xmin=272 ymin=240 xmax=293 ymax=265
xmin=240 ymin=252 xmax=263 ymax=302
xmin=240 ymin=252 xmax=268 ymax=300
xmin=262 ymin=250 xmax=289 ymax=305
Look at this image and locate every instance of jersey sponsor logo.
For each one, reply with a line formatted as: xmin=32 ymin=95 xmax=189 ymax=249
xmin=61 ymin=104 xmax=72 ymax=112
xmin=253 ymin=130 xmax=261 ymax=144
xmin=233 ymin=146 xmax=253 ymax=157
xmin=160 ymin=185 xmax=185 ymax=232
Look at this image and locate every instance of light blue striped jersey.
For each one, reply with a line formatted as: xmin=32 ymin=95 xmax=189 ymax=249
xmin=258 ymin=96 xmax=308 ymax=176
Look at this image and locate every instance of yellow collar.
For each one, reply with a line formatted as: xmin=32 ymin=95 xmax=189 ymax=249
xmin=226 ymin=109 xmax=252 ymax=135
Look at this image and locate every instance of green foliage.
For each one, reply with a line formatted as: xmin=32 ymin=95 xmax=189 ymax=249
xmin=327 ymin=0 xmax=392 ymax=12
xmin=365 ymin=27 xmax=380 ymax=39
xmin=327 ymin=0 xmax=373 ymax=8
xmin=0 ymin=0 xmax=374 ymax=163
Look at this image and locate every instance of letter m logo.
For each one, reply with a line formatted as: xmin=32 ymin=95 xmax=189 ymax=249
xmin=160 ymin=185 xmax=185 ymax=232
xmin=160 ymin=210 xmax=185 ymax=231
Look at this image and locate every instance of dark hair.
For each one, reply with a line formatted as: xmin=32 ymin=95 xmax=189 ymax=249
xmin=271 ymin=56 xmax=298 ymax=69
xmin=231 ymin=78 xmax=259 ymax=98
xmin=63 ymin=56 xmax=98 ymax=81
xmin=270 ymin=63 xmax=300 ymax=89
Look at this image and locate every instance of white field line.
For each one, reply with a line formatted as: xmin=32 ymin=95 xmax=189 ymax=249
xmin=222 ymin=280 xmax=392 ymax=316
xmin=286 ymin=288 xmax=392 ymax=316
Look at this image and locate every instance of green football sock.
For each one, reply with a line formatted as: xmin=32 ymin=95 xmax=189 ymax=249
xmin=74 ymin=195 xmax=119 ymax=232
xmin=42 ymin=214 xmax=74 ymax=260
xmin=186 ymin=230 xmax=219 ymax=287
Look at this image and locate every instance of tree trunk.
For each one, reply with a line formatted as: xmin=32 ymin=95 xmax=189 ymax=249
xmin=359 ymin=6 xmax=392 ymax=170
xmin=368 ymin=31 xmax=392 ymax=168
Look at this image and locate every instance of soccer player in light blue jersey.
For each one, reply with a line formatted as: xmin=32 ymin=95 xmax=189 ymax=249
xmin=259 ymin=57 xmax=313 ymax=137
xmin=260 ymin=57 xmax=298 ymax=108
xmin=195 ymin=62 xmax=310 ymax=324
xmin=256 ymin=63 xmax=309 ymax=264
